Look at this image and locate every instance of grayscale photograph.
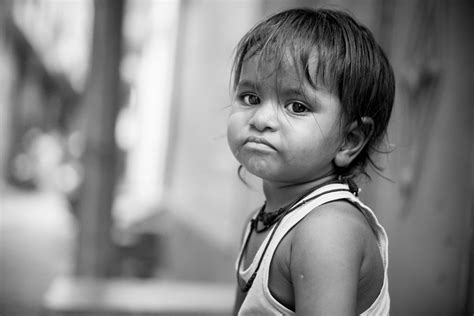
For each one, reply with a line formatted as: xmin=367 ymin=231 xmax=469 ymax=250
xmin=0 ymin=0 xmax=472 ymax=315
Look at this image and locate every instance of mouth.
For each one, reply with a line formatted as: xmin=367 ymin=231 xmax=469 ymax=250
xmin=245 ymin=136 xmax=276 ymax=151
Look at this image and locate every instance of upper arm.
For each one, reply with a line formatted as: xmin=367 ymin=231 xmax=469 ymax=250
xmin=290 ymin=202 xmax=367 ymax=315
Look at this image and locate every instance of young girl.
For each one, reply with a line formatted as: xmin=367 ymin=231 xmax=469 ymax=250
xmin=227 ymin=8 xmax=394 ymax=315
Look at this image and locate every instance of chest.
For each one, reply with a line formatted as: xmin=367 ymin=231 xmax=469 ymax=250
xmin=241 ymin=226 xmax=296 ymax=309
xmin=242 ymin=229 xmax=271 ymax=269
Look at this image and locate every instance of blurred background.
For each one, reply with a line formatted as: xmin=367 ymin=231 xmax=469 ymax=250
xmin=0 ymin=0 xmax=472 ymax=315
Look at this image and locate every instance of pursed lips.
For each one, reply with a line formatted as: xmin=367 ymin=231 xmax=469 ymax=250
xmin=245 ymin=136 xmax=276 ymax=150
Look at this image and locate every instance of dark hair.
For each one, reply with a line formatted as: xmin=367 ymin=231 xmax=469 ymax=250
xmin=232 ymin=8 xmax=395 ymax=179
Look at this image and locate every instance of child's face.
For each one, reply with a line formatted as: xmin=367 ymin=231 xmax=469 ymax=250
xmin=227 ymin=53 xmax=345 ymax=184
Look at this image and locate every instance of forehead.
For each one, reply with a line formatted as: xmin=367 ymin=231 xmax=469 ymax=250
xmin=238 ymin=51 xmax=322 ymax=90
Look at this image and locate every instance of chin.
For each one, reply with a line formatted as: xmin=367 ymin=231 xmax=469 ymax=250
xmin=244 ymin=167 xmax=290 ymax=183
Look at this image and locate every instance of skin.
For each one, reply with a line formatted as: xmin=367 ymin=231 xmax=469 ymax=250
xmin=227 ymin=53 xmax=383 ymax=315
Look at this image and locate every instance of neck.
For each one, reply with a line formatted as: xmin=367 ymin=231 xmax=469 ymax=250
xmin=262 ymin=174 xmax=338 ymax=213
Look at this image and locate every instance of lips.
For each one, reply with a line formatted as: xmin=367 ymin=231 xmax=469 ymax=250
xmin=245 ymin=136 xmax=276 ymax=150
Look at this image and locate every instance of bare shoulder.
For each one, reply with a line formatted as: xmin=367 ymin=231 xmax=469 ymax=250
xmin=291 ymin=200 xmax=373 ymax=253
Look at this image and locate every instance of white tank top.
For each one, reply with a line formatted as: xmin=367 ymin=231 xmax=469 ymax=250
xmin=236 ymin=183 xmax=390 ymax=315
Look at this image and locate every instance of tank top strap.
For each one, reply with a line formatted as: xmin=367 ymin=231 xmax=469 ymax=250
xmin=337 ymin=193 xmax=390 ymax=273
xmin=236 ymin=209 xmax=277 ymax=281
xmin=260 ymin=184 xmax=356 ymax=268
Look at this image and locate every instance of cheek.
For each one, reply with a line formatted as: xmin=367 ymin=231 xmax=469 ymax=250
xmin=285 ymin=132 xmax=340 ymax=165
xmin=226 ymin=126 xmax=237 ymax=156
xmin=226 ymin=114 xmax=243 ymax=157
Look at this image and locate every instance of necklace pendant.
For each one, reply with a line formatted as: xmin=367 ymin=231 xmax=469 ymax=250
xmin=257 ymin=207 xmax=285 ymax=230
xmin=261 ymin=212 xmax=275 ymax=226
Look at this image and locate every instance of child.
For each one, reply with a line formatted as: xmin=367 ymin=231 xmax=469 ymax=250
xmin=226 ymin=8 xmax=394 ymax=315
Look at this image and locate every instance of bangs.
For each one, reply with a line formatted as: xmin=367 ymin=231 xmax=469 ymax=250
xmin=232 ymin=9 xmax=345 ymax=94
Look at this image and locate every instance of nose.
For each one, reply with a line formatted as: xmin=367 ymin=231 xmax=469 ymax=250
xmin=249 ymin=101 xmax=278 ymax=132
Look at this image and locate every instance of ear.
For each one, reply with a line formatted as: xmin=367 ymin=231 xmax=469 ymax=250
xmin=334 ymin=117 xmax=374 ymax=168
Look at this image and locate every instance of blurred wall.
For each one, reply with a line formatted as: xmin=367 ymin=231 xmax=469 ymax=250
xmin=366 ymin=1 xmax=474 ymax=314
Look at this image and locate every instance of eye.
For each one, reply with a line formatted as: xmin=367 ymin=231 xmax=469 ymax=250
xmin=242 ymin=94 xmax=261 ymax=106
xmin=286 ymin=101 xmax=309 ymax=114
